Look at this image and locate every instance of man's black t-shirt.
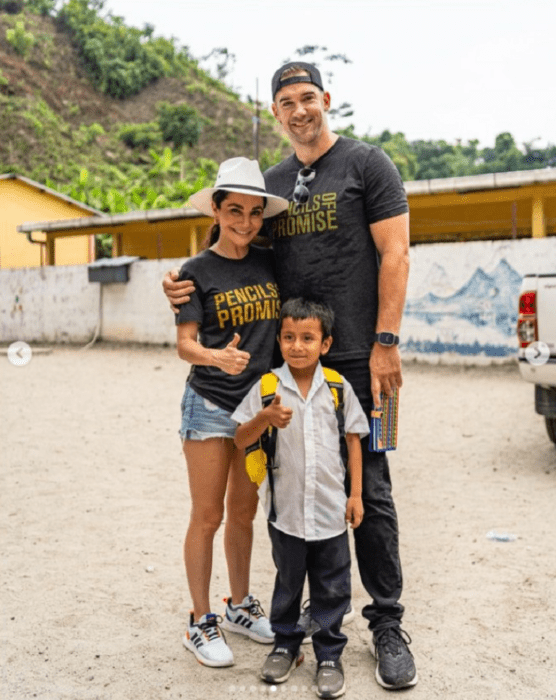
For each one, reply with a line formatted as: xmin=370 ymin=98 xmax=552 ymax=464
xmin=175 ymin=246 xmax=280 ymax=411
xmin=264 ymin=136 xmax=408 ymax=362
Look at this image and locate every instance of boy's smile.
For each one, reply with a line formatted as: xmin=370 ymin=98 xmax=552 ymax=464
xmin=278 ymin=317 xmax=332 ymax=374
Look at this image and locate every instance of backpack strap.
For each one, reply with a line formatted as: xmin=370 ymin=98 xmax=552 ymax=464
xmin=245 ymin=372 xmax=280 ymax=522
xmin=322 ymin=367 xmax=348 ymax=470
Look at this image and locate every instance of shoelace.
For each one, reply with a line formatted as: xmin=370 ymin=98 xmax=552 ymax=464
xmin=246 ymin=598 xmax=267 ymax=620
xmin=374 ymin=627 xmax=412 ymax=656
xmin=197 ymin=615 xmax=224 ymax=643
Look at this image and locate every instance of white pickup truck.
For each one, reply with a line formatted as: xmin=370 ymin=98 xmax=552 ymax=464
xmin=517 ymin=274 xmax=556 ymax=446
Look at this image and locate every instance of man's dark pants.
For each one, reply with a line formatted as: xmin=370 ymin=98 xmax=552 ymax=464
xmin=326 ymin=356 xmax=404 ymax=632
xmin=268 ymin=524 xmax=351 ymax=662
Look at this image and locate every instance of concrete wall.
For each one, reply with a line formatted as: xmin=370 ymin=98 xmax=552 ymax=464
xmin=0 ymin=258 xmax=178 ymax=346
xmin=0 ymin=264 xmax=99 ymax=344
xmin=401 ymin=237 xmax=556 ymax=363
xmin=2 ymin=238 xmax=555 ymax=364
xmin=99 ymin=258 xmax=178 ymax=345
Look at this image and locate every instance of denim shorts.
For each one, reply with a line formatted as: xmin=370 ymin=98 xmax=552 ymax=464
xmin=179 ymin=382 xmax=237 ymax=441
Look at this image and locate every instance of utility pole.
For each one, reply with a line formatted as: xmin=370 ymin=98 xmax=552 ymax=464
xmin=252 ymin=78 xmax=260 ymax=162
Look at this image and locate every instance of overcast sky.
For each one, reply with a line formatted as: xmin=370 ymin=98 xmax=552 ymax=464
xmin=103 ymin=0 xmax=555 ymax=150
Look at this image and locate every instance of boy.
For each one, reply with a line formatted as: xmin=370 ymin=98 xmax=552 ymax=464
xmin=232 ymin=298 xmax=369 ymax=699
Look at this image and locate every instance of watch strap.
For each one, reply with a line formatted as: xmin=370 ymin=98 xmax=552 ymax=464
xmin=374 ymin=332 xmax=400 ymax=346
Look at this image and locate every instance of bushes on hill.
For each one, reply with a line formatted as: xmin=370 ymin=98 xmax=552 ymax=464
xmin=6 ymin=20 xmax=35 ymax=57
xmin=1 ymin=0 xmax=56 ymax=15
xmin=56 ymin=0 xmax=193 ymax=99
xmin=118 ymin=122 xmax=162 ymax=150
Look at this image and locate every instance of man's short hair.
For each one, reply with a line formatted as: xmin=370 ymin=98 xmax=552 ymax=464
xmin=271 ymin=62 xmax=324 ymax=100
xmin=278 ymin=298 xmax=334 ymax=339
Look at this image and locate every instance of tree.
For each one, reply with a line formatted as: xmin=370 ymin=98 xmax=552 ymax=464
xmin=157 ymin=102 xmax=204 ymax=179
xmin=475 ymin=132 xmax=526 ymax=173
xmin=0 ymin=0 xmax=24 ymax=13
xmin=199 ymin=47 xmax=236 ymax=83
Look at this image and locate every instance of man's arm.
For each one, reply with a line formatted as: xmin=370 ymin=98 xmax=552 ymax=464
xmin=163 ymin=269 xmax=195 ymax=313
xmin=162 ymin=236 xmax=270 ymax=313
xmin=345 ymin=432 xmax=363 ymax=529
xmin=369 ymin=211 xmax=410 ymax=408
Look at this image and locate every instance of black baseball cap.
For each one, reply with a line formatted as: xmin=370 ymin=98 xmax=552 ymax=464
xmin=271 ymin=62 xmax=324 ymax=100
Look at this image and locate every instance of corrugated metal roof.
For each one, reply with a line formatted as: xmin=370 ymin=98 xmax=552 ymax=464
xmin=404 ymin=167 xmax=556 ymax=196
xmin=17 ymin=205 xmax=207 ymax=233
xmin=1 ymin=173 xmax=103 ymax=215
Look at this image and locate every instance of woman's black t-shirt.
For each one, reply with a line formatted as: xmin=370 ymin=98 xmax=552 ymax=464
xmin=175 ymin=246 xmax=280 ymax=411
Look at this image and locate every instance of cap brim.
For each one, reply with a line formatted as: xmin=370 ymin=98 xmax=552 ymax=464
xmin=189 ymin=187 xmax=289 ymax=218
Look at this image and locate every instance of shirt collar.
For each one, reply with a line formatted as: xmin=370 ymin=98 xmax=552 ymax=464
xmin=272 ymin=362 xmax=326 ymax=400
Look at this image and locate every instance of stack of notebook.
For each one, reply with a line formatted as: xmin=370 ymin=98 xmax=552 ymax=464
xmin=369 ymin=388 xmax=399 ymax=452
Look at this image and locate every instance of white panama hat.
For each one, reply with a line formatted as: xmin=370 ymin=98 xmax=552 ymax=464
xmin=189 ymin=157 xmax=289 ymax=218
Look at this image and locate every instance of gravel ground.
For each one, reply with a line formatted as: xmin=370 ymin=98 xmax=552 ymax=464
xmin=1 ymin=345 xmax=555 ymax=700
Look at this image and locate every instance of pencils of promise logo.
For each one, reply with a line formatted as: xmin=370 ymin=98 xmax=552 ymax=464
xmin=271 ymin=193 xmax=338 ymax=238
xmin=214 ymin=283 xmax=280 ymax=329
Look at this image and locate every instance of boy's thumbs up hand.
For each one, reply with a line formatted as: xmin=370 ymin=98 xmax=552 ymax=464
xmin=265 ymin=393 xmax=293 ymax=429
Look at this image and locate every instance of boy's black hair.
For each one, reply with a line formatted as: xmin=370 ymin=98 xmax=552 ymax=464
xmin=278 ymin=298 xmax=335 ymax=339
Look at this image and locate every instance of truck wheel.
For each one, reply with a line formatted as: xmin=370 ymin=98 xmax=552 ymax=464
xmin=546 ymin=417 xmax=556 ymax=446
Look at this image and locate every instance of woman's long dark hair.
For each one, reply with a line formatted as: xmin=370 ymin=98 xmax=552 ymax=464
xmin=204 ymin=189 xmax=267 ymax=248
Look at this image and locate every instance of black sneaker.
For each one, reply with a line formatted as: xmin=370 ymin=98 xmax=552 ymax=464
xmin=372 ymin=627 xmax=418 ymax=689
xmin=316 ymin=659 xmax=346 ymax=698
xmin=260 ymin=647 xmax=304 ymax=684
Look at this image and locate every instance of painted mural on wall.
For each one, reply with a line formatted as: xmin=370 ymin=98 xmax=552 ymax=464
xmin=400 ymin=238 xmax=556 ymax=361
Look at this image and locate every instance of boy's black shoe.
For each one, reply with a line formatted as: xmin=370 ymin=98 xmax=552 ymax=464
xmin=316 ymin=659 xmax=345 ymax=698
xmin=372 ymin=627 xmax=418 ymax=689
xmin=261 ymin=647 xmax=304 ymax=684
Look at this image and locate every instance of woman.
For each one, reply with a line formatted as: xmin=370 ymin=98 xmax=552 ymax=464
xmin=176 ymin=157 xmax=288 ymax=668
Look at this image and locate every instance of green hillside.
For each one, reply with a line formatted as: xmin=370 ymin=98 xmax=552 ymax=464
xmin=1 ymin=1 xmax=554 ymax=216
xmin=0 ymin=1 xmax=290 ymax=213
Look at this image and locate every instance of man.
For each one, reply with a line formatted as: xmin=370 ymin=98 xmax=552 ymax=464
xmin=164 ymin=62 xmax=417 ymax=690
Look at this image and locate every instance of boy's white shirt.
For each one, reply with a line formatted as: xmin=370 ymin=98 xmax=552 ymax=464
xmin=232 ymin=362 xmax=369 ymax=541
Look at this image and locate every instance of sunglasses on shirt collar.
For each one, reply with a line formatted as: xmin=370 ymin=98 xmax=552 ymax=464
xmin=292 ymin=166 xmax=316 ymax=204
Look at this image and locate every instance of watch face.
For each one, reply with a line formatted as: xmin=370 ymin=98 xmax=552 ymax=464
xmin=382 ymin=333 xmax=395 ymax=345
xmin=377 ymin=332 xmax=398 ymax=346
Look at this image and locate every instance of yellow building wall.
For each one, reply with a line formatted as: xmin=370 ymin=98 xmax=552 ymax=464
xmin=408 ymin=182 xmax=556 ymax=243
xmin=0 ymin=179 xmax=95 ymax=268
xmin=111 ymin=217 xmax=213 ymax=259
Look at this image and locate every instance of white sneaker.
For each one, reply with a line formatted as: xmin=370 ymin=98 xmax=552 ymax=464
xmin=182 ymin=612 xmax=234 ymax=667
xmin=220 ymin=594 xmax=274 ymax=644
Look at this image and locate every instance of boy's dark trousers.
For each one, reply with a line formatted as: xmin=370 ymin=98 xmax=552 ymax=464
xmin=267 ymin=523 xmax=351 ymax=662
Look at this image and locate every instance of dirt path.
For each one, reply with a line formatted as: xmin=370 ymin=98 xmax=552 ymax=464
xmin=1 ymin=345 xmax=555 ymax=700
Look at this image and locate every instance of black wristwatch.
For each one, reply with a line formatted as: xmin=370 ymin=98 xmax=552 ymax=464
xmin=374 ymin=332 xmax=400 ymax=347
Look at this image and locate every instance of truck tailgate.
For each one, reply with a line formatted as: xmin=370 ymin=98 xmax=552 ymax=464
xmin=536 ymin=276 xmax=556 ymax=355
